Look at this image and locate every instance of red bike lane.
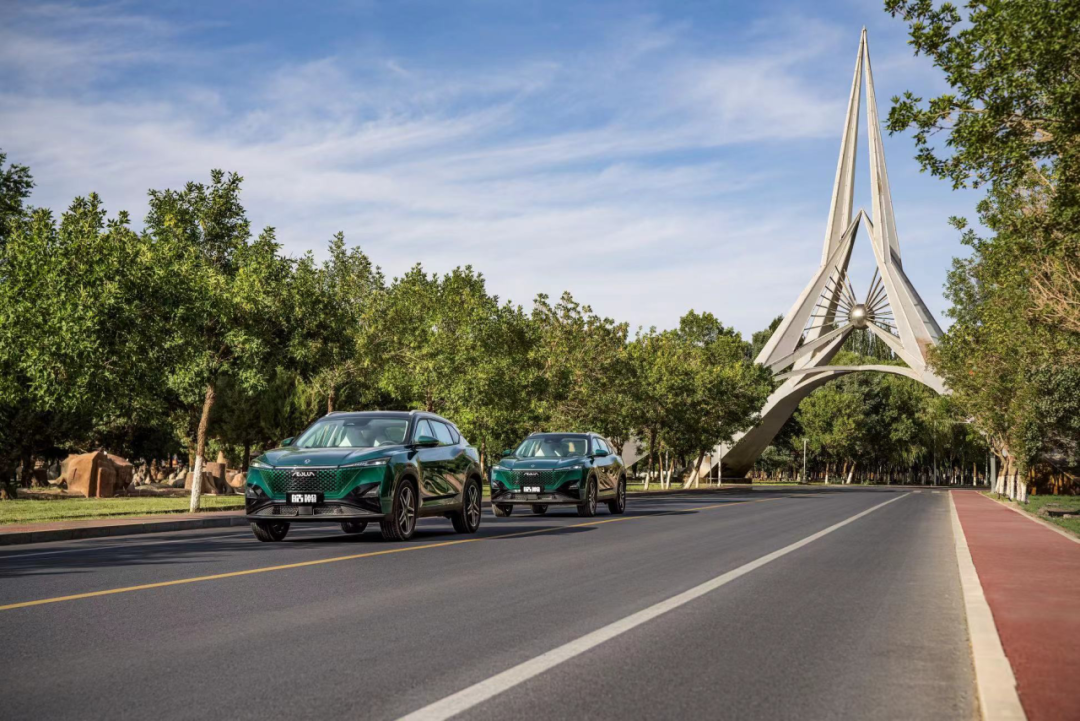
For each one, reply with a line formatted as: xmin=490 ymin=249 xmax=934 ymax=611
xmin=953 ymin=491 xmax=1080 ymax=721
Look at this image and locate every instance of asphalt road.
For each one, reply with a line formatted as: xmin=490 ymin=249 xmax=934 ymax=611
xmin=0 ymin=487 xmax=976 ymax=720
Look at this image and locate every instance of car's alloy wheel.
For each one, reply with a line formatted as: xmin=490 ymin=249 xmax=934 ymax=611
xmin=251 ymin=520 xmax=289 ymax=542
xmin=577 ymin=478 xmax=597 ymax=517
xmin=492 ymin=503 xmax=513 ymax=517
xmin=607 ymin=478 xmax=626 ymax=515
xmin=341 ymin=520 xmax=368 ymax=534
xmin=380 ymin=481 xmax=417 ymax=541
xmin=531 ymin=504 xmax=549 ymax=515
xmin=452 ymin=480 xmax=482 ymax=534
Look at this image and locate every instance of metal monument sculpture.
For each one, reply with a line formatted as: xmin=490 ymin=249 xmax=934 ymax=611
xmin=720 ymin=29 xmax=946 ymax=477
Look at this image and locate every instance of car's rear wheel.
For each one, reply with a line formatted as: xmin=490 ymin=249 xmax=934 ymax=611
xmin=452 ymin=479 xmax=482 ymax=534
xmin=607 ymin=477 xmax=626 ymax=515
xmin=251 ymin=520 xmax=289 ymax=542
xmin=577 ymin=478 xmax=598 ymax=517
xmin=341 ymin=520 xmax=368 ymax=534
xmin=531 ymin=504 xmax=549 ymax=515
xmin=380 ymin=481 xmax=417 ymax=541
xmin=492 ymin=503 xmax=513 ymax=517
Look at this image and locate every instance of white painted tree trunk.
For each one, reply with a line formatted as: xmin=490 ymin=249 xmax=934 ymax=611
xmin=846 ymin=462 xmax=856 ymax=485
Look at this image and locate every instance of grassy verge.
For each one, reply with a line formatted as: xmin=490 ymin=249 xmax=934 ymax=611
xmin=0 ymin=495 xmax=245 ymax=526
xmin=983 ymin=491 xmax=1080 ymax=537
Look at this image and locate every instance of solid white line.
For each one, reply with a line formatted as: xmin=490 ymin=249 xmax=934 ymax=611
xmin=397 ymin=492 xmax=911 ymax=721
xmin=948 ymin=493 xmax=1027 ymax=721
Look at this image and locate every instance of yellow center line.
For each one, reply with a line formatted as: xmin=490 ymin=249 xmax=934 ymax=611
xmin=0 ymin=496 xmax=785 ymax=612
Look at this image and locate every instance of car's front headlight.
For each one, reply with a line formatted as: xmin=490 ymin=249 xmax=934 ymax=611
xmin=492 ymin=464 xmax=510 ymax=473
xmin=564 ymin=464 xmax=584 ymax=471
xmin=249 ymin=460 xmax=272 ymax=470
xmin=342 ymin=457 xmax=390 ymax=468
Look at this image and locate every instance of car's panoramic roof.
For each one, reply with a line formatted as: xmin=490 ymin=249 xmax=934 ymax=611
xmin=326 ymin=411 xmax=412 ymax=418
xmin=530 ymin=432 xmax=589 ymax=437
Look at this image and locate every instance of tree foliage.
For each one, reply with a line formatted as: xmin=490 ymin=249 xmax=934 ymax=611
xmin=886 ymin=0 xmax=1080 ymax=476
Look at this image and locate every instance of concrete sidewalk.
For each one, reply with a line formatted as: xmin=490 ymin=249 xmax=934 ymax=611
xmin=0 ymin=511 xmax=248 ymax=545
xmin=953 ymin=491 xmax=1080 ymax=721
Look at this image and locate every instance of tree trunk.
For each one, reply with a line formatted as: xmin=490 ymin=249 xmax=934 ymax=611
xmin=327 ymin=386 xmax=335 ymax=414
xmin=18 ymin=447 xmax=33 ymax=489
xmin=846 ymin=461 xmax=856 ymax=485
xmin=189 ymin=383 xmax=217 ymax=513
xmin=242 ymin=439 xmax=252 ymax=473
xmin=824 ymin=462 xmax=830 ymax=485
xmin=683 ymin=451 xmax=705 ymax=490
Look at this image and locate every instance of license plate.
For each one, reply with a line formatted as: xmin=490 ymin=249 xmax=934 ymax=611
xmin=287 ymin=492 xmax=323 ymax=505
xmin=521 ymin=485 xmax=542 ymax=494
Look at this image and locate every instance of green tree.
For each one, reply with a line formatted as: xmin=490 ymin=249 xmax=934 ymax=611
xmin=146 ymin=171 xmax=291 ymax=510
xmin=886 ymin=0 xmax=1080 ymax=492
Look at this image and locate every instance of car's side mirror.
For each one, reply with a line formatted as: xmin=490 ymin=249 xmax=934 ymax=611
xmin=281 ymin=437 xmax=295 ymax=447
xmin=413 ymin=435 xmax=440 ymax=448
xmin=593 ymin=449 xmax=609 ymax=457
xmin=501 ymin=449 xmax=514 ymax=457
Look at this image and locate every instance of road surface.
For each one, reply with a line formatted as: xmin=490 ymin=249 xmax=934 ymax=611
xmin=0 ymin=487 xmax=976 ymax=720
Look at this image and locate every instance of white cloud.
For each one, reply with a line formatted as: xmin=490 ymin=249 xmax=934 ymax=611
xmin=0 ymin=3 xmax=961 ymax=337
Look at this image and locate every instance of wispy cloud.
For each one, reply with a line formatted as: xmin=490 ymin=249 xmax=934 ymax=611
xmin=0 ymin=1 xmax=964 ymax=335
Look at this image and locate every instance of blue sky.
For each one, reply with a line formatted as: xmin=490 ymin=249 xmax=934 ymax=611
xmin=0 ymin=0 xmax=981 ymax=337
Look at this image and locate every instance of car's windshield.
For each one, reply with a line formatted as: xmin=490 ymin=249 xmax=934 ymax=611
xmin=294 ymin=417 xmax=409 ymax=449
xmin=514 ymin=435 xmax=590 ymax=458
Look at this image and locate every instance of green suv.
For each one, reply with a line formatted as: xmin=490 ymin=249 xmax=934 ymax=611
xmin=489 ymin=432 xmax=626 ymax=517
xmin=245 ymin=411 xmax=484 ymax=542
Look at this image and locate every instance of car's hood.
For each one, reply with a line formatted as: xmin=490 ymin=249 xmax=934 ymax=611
xmin=258 ymin=446 xmax=397 ymax=468
xmin=498 ymin=457 xmax=586 ymax=470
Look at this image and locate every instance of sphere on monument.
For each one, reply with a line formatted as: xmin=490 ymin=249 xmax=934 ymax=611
xmin=849 ymin=304 xmax=869 ymax=328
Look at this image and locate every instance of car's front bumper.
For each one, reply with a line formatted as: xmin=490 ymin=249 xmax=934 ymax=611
xmin=245 ymin=498 xmax=385 ymax=522
xmin=490 ymin=490 xmax=581 ymax=505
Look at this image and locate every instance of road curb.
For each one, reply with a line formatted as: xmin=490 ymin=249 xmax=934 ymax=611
xmin=948 ymin=492 xmax=1027 ymax=721
xmin=0 ymin=515 xmax=250 ymax=546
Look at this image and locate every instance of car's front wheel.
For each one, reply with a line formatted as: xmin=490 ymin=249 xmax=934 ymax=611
xmin=607 ymin=477 xmax=626 ymax=515
xmin=492 ymin=503 xmax=513 ymax=517
xmin=251 ymin=520 xmax=289 ymax=542
xmin=452 ymin=479 xmax=482 ymax=534
xmin=577 ymin=478 xmax=598 ymax=517
xmin=341 ymin=520 xmax=368 ymax=534
xmin=380 ymin=481 xmax=417 ymax=541
xmin=531 ymin=504 xmax=549 ymax=515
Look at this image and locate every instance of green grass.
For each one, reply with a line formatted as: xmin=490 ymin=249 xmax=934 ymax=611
xmin=985 ymin=491 xmax=1080 ymax=537
xmin=0 ymin=495 xmax=245 ymax=526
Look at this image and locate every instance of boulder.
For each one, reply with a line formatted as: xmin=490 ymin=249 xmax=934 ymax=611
xmin=183 ymin=470 xmax=217 ymax=494
xmin=204 ymin=462 xmax=227 ymax=493
xmin=226 ymin=471 xmax=246 ymax=491
xmin=105 ymin=453 xmax=133 ymax=491
xmin=61 ymin=451 xmax=132 ymax=498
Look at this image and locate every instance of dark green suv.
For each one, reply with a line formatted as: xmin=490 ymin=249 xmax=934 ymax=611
xmin=245 ymin=411 xmax=484 ymax=542
xmin=489 ymin=432 xmax=626 ymax=517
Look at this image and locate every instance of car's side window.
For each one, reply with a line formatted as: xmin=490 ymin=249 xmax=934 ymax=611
xmin=447 ymin=425 xmax=461 ymax=444
xmin=593 ymin=437 xmax=609 ymax=454
xmin=414 ymin=419 xmax=435 ymax=441
xmin=432 ymin=421 xmax=454 ymax=446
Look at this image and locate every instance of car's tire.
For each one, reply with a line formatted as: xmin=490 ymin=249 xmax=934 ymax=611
xmin=577 ymin=478 xmax=598 ymax=517
xmin=607 ymin=477 xmax=627 ymax=515
xmin=380 ymin=480 xmax=418 ymax=541
xmin=251 ymin=520 xmax=289 ymax=542
xmin=492 ymin=503 xmax=513 ymax=517
xmin=531 ymin=504 xmax=549 ymax=515
xmin=451 ymin=479 xmax=483 ymax=534
xmin=341 ymin=520 xmax=368 ymax=534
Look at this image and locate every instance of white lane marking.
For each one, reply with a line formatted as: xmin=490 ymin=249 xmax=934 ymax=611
xmin=948 ymin=493 xmax=1027 ymax=721
xmin=398 ymin=492 xmax=910 ymax=721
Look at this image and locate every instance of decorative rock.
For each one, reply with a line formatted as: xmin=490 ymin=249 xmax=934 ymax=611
xmin=204 ymin=462 xmax=227 ymax=493
xmin=61 ymin=451 xmax=132 ymax=498
xmin=226 ymin=471 xmax=246 ymax=491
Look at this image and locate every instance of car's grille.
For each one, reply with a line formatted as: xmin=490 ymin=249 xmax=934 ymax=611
xmin=268 ymin=504 xmax=346 ymax=516
xmin=510 ymin=470 xmax=557 ymax=490
xmin=267 ymin=468 xmax=342 ymax=494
